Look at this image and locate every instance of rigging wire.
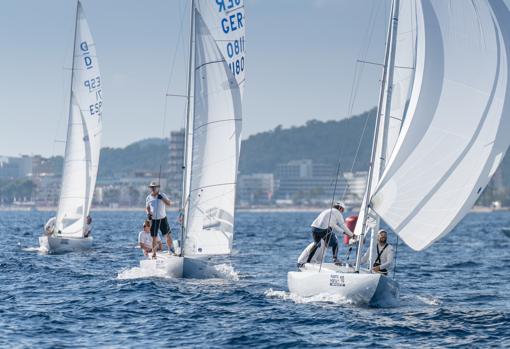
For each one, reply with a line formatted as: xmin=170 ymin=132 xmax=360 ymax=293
xmin=393 ymin=234 xmax=399 ymax=280
xmin=316 ymin=1 xmax=385 ymax=271
xmin=149 ymin=0 xmax=190 ymax=251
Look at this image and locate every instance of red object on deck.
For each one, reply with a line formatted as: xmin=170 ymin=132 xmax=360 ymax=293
xmin=343 ymin=215 xmax=358 ymax=245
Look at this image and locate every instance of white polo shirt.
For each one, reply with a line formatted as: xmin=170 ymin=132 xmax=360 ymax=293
xmin=146 ymin=192 xmax=169 ymax=219
xmin=138 ymin=230 xmax=160 ymax=246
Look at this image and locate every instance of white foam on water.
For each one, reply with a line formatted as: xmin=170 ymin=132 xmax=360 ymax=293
xmin=415 ymin=295 xmax=441 ymax=306
xmin=22 ymin=246 xmax=48 ymax=254
xmin=213 ymin=263 xmax=239 ymax=281
xmin=264 ymin=288 xmax=354 ymax=305
xmin=116 ymin=266 xmax=172 ymax=280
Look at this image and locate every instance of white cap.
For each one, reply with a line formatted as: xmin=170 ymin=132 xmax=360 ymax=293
xmin=334 ymin=201 xmax=346 ymax=209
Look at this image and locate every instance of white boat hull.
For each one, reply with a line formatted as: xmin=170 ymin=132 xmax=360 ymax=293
xmin=39 ymin=235 xmax=93 ymax=254
xmin=288 ymin=263 xmax=399 ymax=307
xmin=139 ymin=253 xmax=184 ymax=278
xmin=138 ymin=253 xmax=228 ymax=279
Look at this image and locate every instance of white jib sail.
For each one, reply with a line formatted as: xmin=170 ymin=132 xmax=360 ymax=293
xmin=371 ymin=0 xmax=510 ymax=251
xmin=56 ymin=2 xmax=102 ymax=237
xmin=184 ymin=10 xmax=242 ymax=256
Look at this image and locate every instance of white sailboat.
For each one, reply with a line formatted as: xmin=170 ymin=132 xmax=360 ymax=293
xmin=39 ymin=1 xmax=103 ymax=254
xmin=289 ymin=0 xmax=510 ymax=306
xmin=139 ymin=0 xmax=245 ymax=278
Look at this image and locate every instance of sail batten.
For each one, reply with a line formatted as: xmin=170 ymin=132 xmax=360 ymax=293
xmin=371 ymin=0 xmax=510 ymax=251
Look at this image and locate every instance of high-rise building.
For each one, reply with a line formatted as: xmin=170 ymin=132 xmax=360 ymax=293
xmin=0 ymin=155 xmax=34 ymax=179
xmin=168 ymin=129 xmax=185 ymax=199
xmin=237 ymin=173 xmax=274 ymax=206
xmin=275 ymin=159 xmax=344 ymax=202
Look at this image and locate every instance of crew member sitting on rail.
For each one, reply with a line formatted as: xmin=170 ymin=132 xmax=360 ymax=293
xmin=304 ymin=201 xmax=355 ymax=265
xmin=138 ymin=220 xmax=162 ymax=256
xmin=84 ymin=215 xmax=92 ymax=238
xmin=360 ymin=229 xmax=394 ymax=275
xmin=44 ymin=217 xmax=57 ymax=235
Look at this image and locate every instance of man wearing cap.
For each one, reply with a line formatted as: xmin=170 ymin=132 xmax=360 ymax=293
xmin=360 ymin=229 xmax=394 ymax=275
xmin=146 ymin=181 xmax=173 ymax=258
xmin=305 ymin=201 xmax=355 ymax=264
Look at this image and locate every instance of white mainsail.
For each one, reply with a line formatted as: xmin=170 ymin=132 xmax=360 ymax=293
xmin=196 ymin=0 xmax=246 ymax=97
xmin=371 ymin=0 xmax=510 ymax=251
xmin=183 ymin=10 xmax=242 ymax=256
xmin=55 ymin=2 xmax=102 ymax=237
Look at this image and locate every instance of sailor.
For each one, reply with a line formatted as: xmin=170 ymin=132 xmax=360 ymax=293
xmin=146 ymin=181 xmax=173 ymax=258
xmin=306 ymin=201 xmax=355 ymax=264
xmin=360 ymin=229 xmax=394 ymax=275
xmin=84 ymin=215 xmax=92 ymax=238
xmin=138 ymin=220 xmax=163 ymax=256
xmin=44 ymin=216 xmax=57 ymax=235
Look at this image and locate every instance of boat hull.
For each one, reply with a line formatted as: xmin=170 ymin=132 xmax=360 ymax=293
xmin=39 ymin=235 xmax=93 ymax=254
xmin=138 ymin=254 xmax=228 ymax=279
xmin=139 ymin=253 xmax=184 ymax=278
xmin=288 ymin=263 xmax=399 ymax=307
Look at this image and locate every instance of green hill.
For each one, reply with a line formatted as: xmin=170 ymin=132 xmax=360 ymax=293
xmin=238 ymin=109 xmax=376 ymax=174
xmin=32 ymin=109 xmax=510 ymax=205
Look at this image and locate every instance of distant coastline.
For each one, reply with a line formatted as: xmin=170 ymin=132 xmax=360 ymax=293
xmin=1 ymin=205 xmax=508 ymax=213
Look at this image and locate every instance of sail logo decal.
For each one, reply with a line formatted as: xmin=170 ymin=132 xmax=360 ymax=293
xmin=329 ymin=274 xmax=345 ymax=287
xmin=78 ymin=41 xmax=102 ymax=118
xmin=80 ymin=41 xmax=94 ymax=70
xmin=215 ymin=0 xmax=245 ymax=78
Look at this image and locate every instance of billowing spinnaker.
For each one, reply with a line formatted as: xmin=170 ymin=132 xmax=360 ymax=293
xmin=371 ymin=0 xmax=510 ymax=251
xmin=196 ymin=0 xmax=246 ymax=97
xmin=354 ymin=0 xmax=418 ymax=236
xmin=184 ymin=10 xmax=242 ymax=256
xmin=56 ymin=2 xmax=102 ymax=237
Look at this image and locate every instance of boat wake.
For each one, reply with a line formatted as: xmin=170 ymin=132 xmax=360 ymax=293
xmin=414 ymin=294 xmax=442 ymax=306
xmin=22 ymin=245 xmax=48 ymax=254
xmin=264 ymin=288 xmax=354 ymax=305
xmin=212 ymin=263 xmax=239 ymax=281
xmin=116 ymin=266 xmax=172 ymax=280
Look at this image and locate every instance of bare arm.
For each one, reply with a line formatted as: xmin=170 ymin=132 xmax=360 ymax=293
xmin=160 ymin=193 xmax=171 ymax=206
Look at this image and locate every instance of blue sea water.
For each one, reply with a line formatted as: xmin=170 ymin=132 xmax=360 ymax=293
xmin=1 ymin=210 xmax=510 ymax=348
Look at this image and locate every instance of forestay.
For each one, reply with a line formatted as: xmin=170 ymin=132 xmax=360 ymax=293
xmin=56 ymin=2 xmax=102 ymax=237
xmin=184 ymin=10 xmax=242 ymax=256
xmin=371 ymin=0 xmax=510 ymax=250
xmin=354 ymin=0 xmax=418 ymax=236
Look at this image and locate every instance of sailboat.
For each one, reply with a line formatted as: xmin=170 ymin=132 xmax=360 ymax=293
xmin=39 ymin=1 xmax=103 ymax=253
xmin=139 ymin=0 xmax=245 ymax=277
xmin=288 ymin=0 xmax=510 ymax=305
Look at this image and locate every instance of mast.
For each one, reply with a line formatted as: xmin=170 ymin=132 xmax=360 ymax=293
xmin=180 ymin=0 xmax=196 ymax=254
xmin=355 ymin=0 xmax=400 ymax=271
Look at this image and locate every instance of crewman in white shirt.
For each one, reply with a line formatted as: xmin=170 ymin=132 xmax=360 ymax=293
xmin=146 ymin=181 xmax=173 ymax=258
xmin=305 ymin=201 xmax=355 ymax=264
xmin=360 ymin=229 xmax=394 ymax=275
xmin=138 ymin=220 xmax=162 ymax=255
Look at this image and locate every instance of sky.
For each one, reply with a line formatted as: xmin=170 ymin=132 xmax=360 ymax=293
xmin=0 ymin=0 xmax=390 ymax=157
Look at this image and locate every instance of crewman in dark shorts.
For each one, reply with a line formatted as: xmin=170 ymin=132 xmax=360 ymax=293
xmin=146 ymin=181 xmax=174 ymax=258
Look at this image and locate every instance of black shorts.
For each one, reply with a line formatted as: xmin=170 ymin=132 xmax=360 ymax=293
xmin=150 ymin=217 xmax=171 ymax=237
